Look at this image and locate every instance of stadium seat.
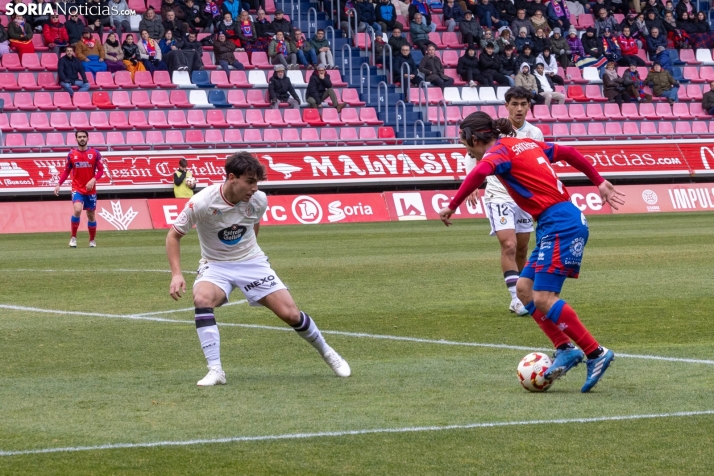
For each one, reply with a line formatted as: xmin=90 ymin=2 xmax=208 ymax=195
xmin=692 ymin=121 xmax=713 ymax=138
xmin=679 ymin=50 xmax=702 ymax=66
xmin=146 ymin=130 xmax=166 ymax=148
xmin=114 ymin=70 xmax=137 ymax=89
xmin=567 ymin=85 xmax=587 ymax=101
xmin=173 ymin=71 xmax=196 ymax=88
xmin=603 ymin=103 xmax=624 ymax=120
xmin=582 ymin=67 xmax=602 ymax=83
xmin=284 ymin=108 xmax=307 ymax=127
xmin=339 ymin=107 xmax=362 ymax=125
xmin=148 ymin=90 xmax=170 ymax=108
xmin=206 ymin=109 xmax=228 ymax=127
xmin=13 ymin=92 xmax=34 ymax=111
xmin=622 ymin=121 xmax=640 ymax=138
xmin=695 ymin=48 xmax=714 ymax=65
xmin=34 ymin=92 xmax=56 ymax=111
xmin=533 ymin=105 xmax=553 ymax=122
xmin=456 ymin=87 xmax=478 ymax=104
xmin=185 ymin=130 xmax=204 ymax=145
xmin=570 ymin=122 xmax=589 ymax=139
xmin=586 ymin=103 xmax=606 ymax=120
xmin=224 ymin=129 xmax=244 ymax=146
xmin=621 ymin=103 xmax=641 ymax=119
xmin=441 ymin=32 xmax=461 ymax=49
xmin=92 ymin=91 xmax=115 ymax=109
xmin=5 ymin=133 xmax=26 ymax=149
xmin=205 ymin=129 xmax=225 ymax=146
xmin=700 ymin=66 xmax=714 ymax=82
xmin=40 ymin=53 xmax=59 ymax=71
xmin=167 ymin=110 xmax=188 ymax=127
xmin=686 ymin=84 xmax=703 ymax=101
xmin=578 ymin=14 xmax=594 ymax=28
xmin=234 ymin=51 xmax=252 ymax=69
xmin=169 ymin=90 xmax=193 ymax=108
xmin=131 ymin=90 xmax=153 ymax=109
xmin=546 ymin=104 xmax=567 ymax=121
xmin=640 ymin=121 xmax=657 ymax=138
xmin=264 ymin=109 xmax=287 ymax=127
xmin=655 ymin=103 xmax=676 ymax=119
xmin=30 ymin=112 xmax=52 ymax=131
xmin=689 ymin=102 xmax=711 ymax=119
xmin=37 ymin=72 xmax=61 ymax=90
xmin=226 ymin=109 xmax=247 ymax=127
xmin=360 ymin=107 xmax=383 ymax=125
xmin=245 ymin=109 xmax=267 ymax=127
xmin=605 ymin=122 xmax=624 ymax=137
xmin=2 ymin=53 xmax=22 ymax=70
xmin=128 ymin=0 xmax=147 ymax=14
xmin=208 ymin=90 xmax=231 ymax=107
xmin=585 ymin=85 xmax=607 ymax=102
xmin=201 ymin=52 xmax=217 ymax=70
xmin=587 ymin=123 xmax=608 ymax=140
xmin=378 ymin=126 xmax=397 ymax=144
xmin=128 ymin=110 xmax=149 ymax=128
xmin=479 ymin=87 xmax=499 ymax=103
xmin=95 ymin=72 xmax=118 ymax=89
xmin=243 ymin=129 xmax=263 ymax=144
xmin=443 ymin=69 xmax=465 ymax=86
xmin=0 ymin=73 xmax=20 ymax=91
xmin=9 ymin=113 xmax=32 ymax=132
xmin=359 ymin=126 xmax=379 ymax=144
xmin=133 ymin=71 xmax=156 ymax=88
xmin=89 ymin=111 xmax=111 ymax=130
xmin=46 ymin=132 xmax=67 ymax=150
xmin=321 ymin=107 xmax=345 ymax=126
xmin=638 ymin=103 xmax=658 ymax=120
xmin=109 ymin=111 xmax=130 ymax=129
xmin=229 ymin=70 xmax=252 ymax=87
xmin=287 ymin=70 xmax=307 ymax=87
xmin=301 ymin=128 xmax=322 ymax=147
xmin=189 ymin=90 xmax=212 ymax=107
xmin=674 ymin=121 xmax=693 ymax=136
xmin=658 ymin=121 xmax=674 ymax=136
xmin=441 ymin=50 xmax=461 ymax=67
xmin=49 ymin=112 xmax=72 ymax=130
xmin=111 ymin=90 xmax=132 ymax=109
xmin=26 ymin=133 xmax=46 ymax=148
xmin=16 ymin=73 xmax=40 ymax=92
xmin=210 ymin=70 xmax=231 ymax=87
xmin=31 ymin=35 xmax=48 ymax=52
xmin=263 ymin=128 xmax=284 ymax=145
xmin=276 ymin=128 xmax=299 ymax=146
xmin=227 ymin=89 xmax=249 ymax=107
xmin=73 ymin=92 xmax=94 ymax=110
xmin=443 ymin=87 xmax=463 ymax=104
xmin=340 ymin=127 xmax=361 ymax=146
xmin=566 ymin=67 xmax=588 ymax=84
xmin=327 ymin=70 xmax=347 ymax=88
xmin=341 ymin=88 xmax=366 ymax=106
xmin=552 ymin=123 xmax=569 ymax=137
xmin=568 ymin=104 xmax=588 ymax=121
xmin=192 ymin=70 xmax=215 ymax=88
xmin=246 ymin=89 xmax=271 ymax=107
xmin=153 ymin=70 xmax=176 ymax=88
xmin=248 ymin=70 xmax=268 ymax=87
xmin=683 ymin=66 xmax=705 ymax=83
xmin=250 ymin=52 xmax=270 ymax=68
xmin=69 ymin=111 xmax=90 ymax=129
xmin=303 ymin=108 xmax=326 ymax=126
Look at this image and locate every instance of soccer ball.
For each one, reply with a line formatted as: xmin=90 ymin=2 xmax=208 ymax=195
xmin=185 ymin=176 xmax=196 ymax=188
xmin=517 ymin=352 xmax=553 ymax=392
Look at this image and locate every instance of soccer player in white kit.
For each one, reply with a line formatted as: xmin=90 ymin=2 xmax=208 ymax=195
xmin=166 ymin=152 xmax=350 ymax=386
xmin=465 ymin=87 xmax=541 ymax=316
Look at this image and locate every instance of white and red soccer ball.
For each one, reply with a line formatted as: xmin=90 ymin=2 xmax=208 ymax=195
xmin=517 ymin=352 xmax=553 ymax=392
xmin=185 ymin=176 xmax=196 ymax=188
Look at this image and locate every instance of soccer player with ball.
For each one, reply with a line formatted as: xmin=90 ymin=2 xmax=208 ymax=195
xmin=440 ymin=112 xmax=625 ymax=392
xmin=166 ymin=152 xmax=350 ymax=386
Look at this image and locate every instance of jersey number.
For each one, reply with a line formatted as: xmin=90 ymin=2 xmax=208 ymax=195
xmin=537 ymin=157 xmax=565 ymax=194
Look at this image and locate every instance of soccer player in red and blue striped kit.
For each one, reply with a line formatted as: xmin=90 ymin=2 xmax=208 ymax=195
xmin=440 ymin=112 xmax=626 ymax=392
xmin=53 ymin=130 xmax=104 ymax=248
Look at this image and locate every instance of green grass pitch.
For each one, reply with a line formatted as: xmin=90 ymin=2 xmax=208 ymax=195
xmin=1 ymin=213 xmax=713 ymax=475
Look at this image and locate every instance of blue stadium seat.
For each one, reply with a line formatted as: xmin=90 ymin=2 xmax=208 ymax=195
xmin=191 ymin=70 xmax=216 ymax=88
xmin=208 ymin=90 xmax=231 ymax=108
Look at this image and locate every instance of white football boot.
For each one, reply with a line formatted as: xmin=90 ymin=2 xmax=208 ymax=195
xmin=197 ymin=366 xmax=226 ymax=386
xmin=69 ymin=237 xmax=77 ymax=248
xmin=89 ymin=240 xmax=97 ymax=248
xmin=509 ymin=298 xmax=529 ymax=317
xmin=322 ymin=347 xmax=351 ymax=377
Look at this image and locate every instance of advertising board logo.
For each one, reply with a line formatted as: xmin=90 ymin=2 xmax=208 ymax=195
xmin=98 ymin=201 xmax=138 ymax=230
xmin=392 ymin=193 xmax=426 ymax=221
xmin=292 ymin=196 xmax=323 ymax=224
xmin=641 ymin=189 xmax=658 ymax=205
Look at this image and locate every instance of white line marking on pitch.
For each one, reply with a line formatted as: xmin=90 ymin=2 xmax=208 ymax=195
xmin=2 ymin=304 xmax=714 ymax=366
xmin=133 ymin=300 xmax=247 ymax=316
xmin=6 ymin=269 xmax=196 ymax=274
xmin=1 ymin=410 xmax=712 ymax=457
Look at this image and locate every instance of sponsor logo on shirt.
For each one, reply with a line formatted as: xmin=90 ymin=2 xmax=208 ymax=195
xmin=217 ymin=224 xmax=247 ymax=245
xmin=569 ymin=237 xmax=585 ymax=258
xmin=244 ymin=275 xmax=276 ymax=292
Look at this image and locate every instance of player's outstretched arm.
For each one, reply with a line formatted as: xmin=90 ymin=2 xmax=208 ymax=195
xmin=166 ymin=227 xmax=186 ymax=301
xmin=555 ymin=145 xmax=626 ymax=210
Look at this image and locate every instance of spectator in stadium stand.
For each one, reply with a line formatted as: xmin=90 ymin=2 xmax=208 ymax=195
xmin=515 ymin=27 xmax=534 ymax=53
xmin=353 ymin=0 xmax=383 ymax=36
xmin=389 ymin=27 xmax=410 ymax=55
xmin=65 ymin=12 xmax=85 ymax=46
xmin=536 ymin=47 xmax=564 ymax=84
xmin=690 ymin=12 xmax=714 ymax=49
xmin=213 ymin=31 xmax=246 ymax=70
xmin=633 ymin=12 xmax=649 ymax=37
xmin=566 ymin=0 xmax=591 ymax=15
xmin=566 ymin=25 xmax=585 ymax=59
xmin=202 ymin=0 xmax=223 ymax=33
xmin=549 ymin=28 xmax=570 ymax=67
xmin=183 ymin=0 xmax=209 ymax=34
xmin=58 ymin=45 xmax=90 ymax=96
xmin=622 ymin=61 xmax=652 ymax=102
xmin=394 ymin=43 xmax=423 ymax=85
xmin=0 ymin=24 xmax=9 ymax=57
xmin=530 ymin=10 xmax=550 ymax=37
xmin=442 ymin=0 xmax=464 ymax=33
xmin=236 ymin=10 xmax=270 ymax=59
xmin=305 ymin=63 xmax=347 ymax=111
xmin=159 ymin=30 xmax=192 ymax=74
xmin=580 ymin=27 xmax=607 ymax=67
xmin=28 ymin=0 xmax=52 ymax=32
xmin=173 ymin=158 xmax=195 ymax=198
xmin=43 ymin=14 xmax=69 ymax=58
xmin=181 ymin=31 xmax=205 ymax=72
xmin=643 ymin=0 xmax=665 ymax=16
xmin=610 ymin=0 xmax=630 ymax=15
xmin=268 ymin=64 xmax=301 ymax=109
xmin=546 ymin=0 xmax=571 ymax=32
xmin=499 ymin=44 xmax=519 ymax=85
xmin=8 ymin=15 xmax=35 ymax=58
xmin=377 ymin=0 xmax=403 ymax=34
xmin=409 ymin=0 xmax=437 ymax=33
xmin=140 ymin=8 xmax=166 ymax=40
xmin=271 ymin=9 xmax=295 ymax=40
xmin=218 ymin=14 xmax=241 ymax=47
xmin=511 ymin=9 xmax=535 ymax=37
xmin=644 ymin=9 xmax=665 ymax=37
xmin=479 ymin=42 xmax=512 ymax=86
xmin=480 ymin=29 xmax=499 ymax=53
xmin=645 ymin=61 xmax=680 ymax=104
xmin=477 ymin=0 xmax=506 ymax=29
xmin=532 ymin=27 xmax=551 ymax=54
xmin=526 ymin=0 xmax=547 ymax=17
xmin=419 ymin=44 xmax=455 ymax=89
xmin=515 ymin=63 xmax=545 ymax=104
xmin=595 ymin=8 xmax=620 ymax=36
xmin=249 ymin=0 xmax=266 ymax=13
xmin=310 ymin=29 xmax=336 ymax=69
xmin=110 ymin=0 xmax=132 ymax=40
xmin=519 ymin=44 xmax=537 ymax=70
xmin=457 ymin=45 xmax=491 ymax=87
xmin=234 ymin=10 xmax=257 ymax=50
xmin=496 ymin=26 xmax=515 ymax=50
xmin=495 ymin=0 xmax=517 ymax=24
xmin=410 ymin=13 xmax=436 ymax=54
xmin=76 ymin=28 xmax=108 ymax=75
xmin=618 ymin=26 xmax=647 ymax=66
xmin=163 ymin=10 xmax=190 ymax=38
xmin=678 ymin=12 xmax=697 ymax=36
xmin=138 ymin=28 xmax=168 ymax=72
xmin=601 ymin=27 xmax=622 ymax=62
xmin=292 ymin=27 xmax=318 ymax=69
xmin=85 ymin=0 xmax=112 ymax=42
xmin=122 ymin=34 xmax=147 ymax=79
xmin=703 ymin=81 xmax=714 ymax=115
xmin=601 ymin=60 xmax=629 ymax=105
xmin=103 ymin=32 xmax=126 ymax=72
xmin=675 ymin=0 xmax=696 ymax=19
xmin=459 ymin=11 xmax=483 ymax=47
xmin=533 ymin=62 xmax=565 ymax=105
xmin=268 ymin=30 xmax=298 ymax=70
xmin=162 ymin=0 xmax=187 ymax=21
xmin=646 ymin=27 xmax=671 ymax=71
xmin=253 ymin=9 xmax=274 ymax=48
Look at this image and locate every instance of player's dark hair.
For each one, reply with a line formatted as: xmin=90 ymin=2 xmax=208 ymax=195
xmin=504 ymin=86 xmax=532 ymax=104
xmin=179 ymin=158 xmax=188 ymax=168
xmin=225 ymin=151 xmax=267 ymax=181
xmin=459 ymin=112 xmax=514 ymax=146
xmin=75 ymin=129 xmax=89 ymax=138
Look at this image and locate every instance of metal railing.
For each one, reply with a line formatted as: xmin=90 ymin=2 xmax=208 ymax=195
xmin=417 ymin=80 xmax=429 ymax=118
xmin=341 ymin=43 xmax=353 ymax=78
xmin=413 ymin=119 xmax=426 ymax=145
xmin=400 ymin=62 xmax=411 ymax=101
xmin=347 ymin=8 xmax=358 ymax=40
xmin=325 ymin=25 xmax=336 ymax=60
xmin=395 ymin=100 xmax=407 ymax=138
xmin=377 ymin=80 xmax=389 ymax=123
xmin=381 ymin=43 xmax=392 ymax=84
xmin=366 ymin=25 xmax=376 ymax=66
xmin=360 ymin=61 xmax=371 ymax=103
xmin=435 ymin=100 xmax=448 ymax=136
xmin=306 ymin=7 xmax=317 ymax=38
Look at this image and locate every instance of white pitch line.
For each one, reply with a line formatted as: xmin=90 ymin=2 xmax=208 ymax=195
xmin=3 ymin=304 xmax=714 ymax=366
xmin=133 ymin=300 xmax=248 ymax=317
xmin=6 ymin=269 xmax=196 ymax=274
xmin=1 ymin=410 xmax=713 ymax=457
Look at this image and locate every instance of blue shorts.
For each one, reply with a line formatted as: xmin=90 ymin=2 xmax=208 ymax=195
xmin=72 ymin=192 xmax=97 ymax=211
xmin=520 ymin=201 xmax=589 ymax=293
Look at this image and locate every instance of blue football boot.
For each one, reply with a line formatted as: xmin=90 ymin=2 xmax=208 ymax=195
xmin=544 ymin=347 xmax=585 ymax=382
xmin=581 ymin=348 xmax=615 ymax=393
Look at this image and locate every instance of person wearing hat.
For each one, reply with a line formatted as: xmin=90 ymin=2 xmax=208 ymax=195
xmin=458 ymin=10 xmax=484 ymax=46
xmin=442 ymin=0 xmax=464 ymax=33
xmin=85 ymin=0 xmax=111 ymax=42
xmin=546 ymin=0 xmax=571 ymax=32
xmin=549 ymin=27 xmax=571 ymax=67
xmin=496 ymin=26 xmax=515 ymax=51
xmin=268 ymin=64 xmax=301 ymax=109
xmin=75 ymin=27 xmax=108 ymax=75
xmin=622 ymin=62 xmax=652 ymax=102
xmin=58 ymin=45 xmax=90 ymax=97
xmin=419 ymin=43 xmax=455 ymax=89
xmin=515 ymin=26 xmax=533 ymax=53
xmin=394 ymin=43 xmax=422 ymax=86
xmin=595 ymin=8 xmax=620 ymax=37
xmin=456 ymin=45 xmax=490 ymax=87
xmin=271 ymin=9 xmax=295 ymax=40
xmin=515 ymin=62 xmax=544 ymax=104
xmin=536 ymin=46 xmax=564 ymax=84
xmin=478 ymin=42 xmax=511 ymax=85
xmin=645 ymin=61 xmax=680 ymax=104
xmin=480 ymin=29 xmax=499 ymax=53
xmin=306 ymin=64 xmax=347 ymax=111
xmin=566 ymin=25 xmax=584 ymax=59
xmin=268 ymin=30 xmax=298 ymax=70
xmin=213 ymin=30 xmax=245 ymax=71
xmin=65 ymin=12 xmax=85 ymax=46
xmin=601 ymin=27 xmax=622 ymax=64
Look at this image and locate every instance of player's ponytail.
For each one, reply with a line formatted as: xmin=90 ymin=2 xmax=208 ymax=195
xmin=459 ymin=112 xmax=515 ymax=147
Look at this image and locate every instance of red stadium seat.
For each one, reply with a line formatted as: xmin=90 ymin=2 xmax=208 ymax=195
xmin=0 ymin=93 xmax=17 ymax=111
xmin=243 ymin=129 xmax=263 ymax=144
xmin=547 ymin=104 xmax=568 ymax=121
xmin=692 ymin=121 xmax=713 ymax=138
xmin=125 ymin=131 xmax=150 ymax=149
xmin=93 ymin=91 xmax=115 ymax=109
xmin=689 ymin=102 xmax=711 ymax=119
xmin=201 ymin=52 xmax=217 ymax=70
xmin=552 ymin=123 xmax=570 ymax=137
xmin=245 ymin=109 xmax=267 ymax=127
xmin=21 ymin=53 xmax=42 ymax=70
xmin=166 ymin=130 xmax=185 ymax=144
xmin=50 ymin=112 xmax=73 ymax=130
xmin=2 ymin=53 xmax=23 ymax=70
xmin=128 ymin=0 xmax=147 ymax=14
xmin=428 ymin=32 xmax=445 ymax=48
xmin=250 ymin=52 xmax=271 ymax=68
xmin=605 ymin=122 xmax=624 ymax=137
xmin=655 ymin=103 xmax=676 ymax=119
xmin=150 ymin=90 xmax=171 ymax=108
xmin=360 ymin=107 xmax=383 ymax=125
xmin=621 ymin=102 xmax=641 ymax=119
xmin=246 ymin=89 xmax=271 ymax=107
xmin=359 ymin=126 xmax=379 ymax=144
xmin=73 ymin=92 xmax=95 ymax=110
xmin=303 ymin=108 xmax=326 ymax=126
xmin=210 ymin=70 xmax=231 ymax=87
xmin=686 ymin=84 xmax=703 ymax=101
xmin=683 ymin=66 xmax=705 ymax=83
xmin=327 ymin=70 xmax=347 ymax=87
xmin=30 ymin=112 xmax=52 ymax=131
xmin=31 ymin=35 xmax=48 ymax=51
xmin=441 ymin=50 xmax=461 ymax=67
xmin=281 ymin=128 xmax=302 ymax=147
xmin=37 ymin=72 xmax=60 ymax=90
xmin=227 ymin=89 xmax=249 ymax=107
xmin=187 ymin=109 xmax=208 ymax=127
xmin=603 ymin=103 xmax=624 ymax=120
xmin=46 ymin=132 xmax=67 ymax=150
xmin=622 ymin=121 xmax=640 ymax=138
xmin=112 ymin=90 xmax=132 ymax=108
xmin=570 ymin=123 xmax=589 ymax=138
xmin=442 ymin=32 xmax=461 ymax=48
xmin=264 ymin=109 xmax=287 ymax=127
xmin=5 ymin=133 xmax=26 ymax=149
xmin=341 ymin=88 xmax=366 ymax=106
xmin=169 ymin=90 xmax=193 ymax=107
xmin=226 ymin=109 xmax=247 ymax=127
xmin=354 ymin=32 xmax=371 ymax=50
xmin=284 ymin=108 xmax=307 ymax=127
xmin=26 ymin=133 xmax=46 ymax=148
xmin=678 ymin=49 xmax=701 ymax=65
xmin=17 ymin=72 xmax=40 ymax=91
xmin=444 ymin=69 xmax=465 ymax=86
xmin=321 ymin=107 xmax=345 ymax=126
xmin=568 ymin=104 xmax=588 ymax=121
xmin=133 ymin=71 xmax=155 ymax=88
xmin=153 ymin=70 xmax=176 ymax=88
xmin=657 ymin=121 xmax=674 ymax=136
xmin=578 ymin=14 xmax=594 ymax=28
xmin=131 ymin=90 xmax=153 ymax=108
xmin=378 ymin=126 xmax=397 ymax=144
xmin=224 ymin=129 xmax=244 ymax=146
xmin=586 ymin=103 xmax=606 ymax=120
xmin=69 ymin=111 xmax=90 ymax=129
xmin=567 ymin=85 xmax=587 ymax=101
xmin=675 ymin=122 xmax=693 ymax=136
xmin=340 ymin=107 xmax=362 ymax=125
xmin=206 ymin=109 xmax=228 ymax=127
xmin=185 ymin=129 xmax=205 ymax=146
xmin=234 ymin=52 xmax=253 ymax=69
xmin=205 ymin=129 xmax=225 ymax=146
xmin=699 ymin=66 xmax=714 ymax=82
xmin=109 ymin=111 xmax=130 ymax=129
xmin=339 ymin=127 xmax=361 ymax=146
xmin=229 ymin=70 xmax=252 ymax=87
xmin=587 ymin=123 xmax=608 ymax=140
xmin=301 ymin=128 xmax=322 ymax=146
xmin=585 ymin=85 xmax=607 ymax=102
xmin=147 ymin=110 xmax=169 ymax=128
xmin=428 ymin=105 xmax=461 ymax=124
xmin=263 ymin=128 xmax=284 ymax=145
xmin=9 ymin=113 xmax=33 ymax=132
xmin=34 ymin=92 xmax=56 ymax=110
xmin=166 ymin=109 xmax=187 ymax=127
xmin=638 ymin=103 xmax=658 ymax=120
xmin=95 ymin=72 xmax=118 ymax=89
xmin=40 ymin=53 xmax=59 ymax=71
xmin=14 ymin=92 xmax=35 ymax=111
xmin=114 ymin=70 xmax=137 ymax=89
xmin=533 ymin=105 xmax=554 ymax=122
xmin=565 ymin=67 xmax=588 ymax=84
xmin=146 ymin=130 xmax=167 ymax=147
xmin=0 ymin=73 xmax=21 ymax=91
xmin=640 ymin=121 xmax=657 ymax=137
xmin=128 ymin=110 xmax=149 ymax=128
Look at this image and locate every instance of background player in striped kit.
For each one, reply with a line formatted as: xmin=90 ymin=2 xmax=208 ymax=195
xmin=53 ymin=130 xmax=104 ymax=248
xmin=166 ymin=152 xmax=350 ymax=386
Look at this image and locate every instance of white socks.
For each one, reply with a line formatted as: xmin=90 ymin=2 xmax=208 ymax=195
xmin=291 ymin=311 xmax=329 ymax=356
xmin=195 ymin=307 xmax=221 ymax=368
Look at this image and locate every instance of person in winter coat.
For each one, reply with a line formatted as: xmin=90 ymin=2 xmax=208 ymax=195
xmin=394 ymin=44 xmax=422 ymax=85
xmin=268 ymin=31 xmax=298 ymax=70
xmin=549 ymin=27 xmax=570 ymax=67
xmin=622 ymin=62 xmax=652 ymax=102
xmin=8 ymin=15 xmax=35 ymax=58
xmin=536 ymin=47 xmax=564 ymax=84
xmin=515 ymin=26 xmax=534 ymax=53
xmin=480 ymin=29 xmax=499 ymax=53
xmin=389 ymin=27 xmax=410 ymax=56
xmin=268 ymin=64 xmax=300 ymax=108
xmin=459 ymin=11 xmax=483 ymax=46
xmin=702 ymin=80 xmax=714 ymax=115
xmin=511 ymin=9 xmax=536 ymax=37
xmin=582 ymin=26 xmax=603 ymax=57
xmin=675 ymin=0 xmax=696 ymax=22
xmin=644 ymin=9 xmax=665 ymax=37
xmin=479 ymin=42 xmax=511 ymax=85
xmin=477 ymin=0 xmax=506 ymax=29
xmin=601 ymin=27 xmax=622 ymax=62
xmin=530 ymin=10 xmax=550 ymax=36
xmin=58 ymin=45 xmax=90 ymax=96
xmin=310 ymin=29 xmax=336 ymax=69
xmin=495 ymin=0 xmax=517 ymax=23
xmin=220 ymin=0 xmax=243 ymax=26
xmin=499 ymin=44 xmax=519 ymax=85
xmin=442 ymin=0 xmax=464 ymax=32
xmin=534 ymin=62 xmax=565 ymax=105
xmin=271 ymin=9 xmax=295 ymax=39
xmin=183 ymin=0 xmax=210 ymax=33
xmin=419 ymin=44 xmax=455 ymax=89
xmin=355 ymin=0 xmax=383 ymax=36
xmin=85 ymin=0 xmax=111 ymax=41
xmin=645 ymin=61 xmax=680 ymax=103
xmin=376 ymin=0 xmax=403 ymax=33
xmin=65 ymin=12 xmax=85 ymax=46
xmin=496 ymin=26 xmax=516 ymax=51
xmin=163 ymin=10 xmax=189 ymax=38
xmin=181 ymin=31 xmax=205 ymax=72
xmin=293 ymin=27 xmax=318 ymax=69
xmin=532 ymin=27 xmax=550 ymax=55
xmin=75 ymin=28 xmax=108 ymax=75
xmin=646 ymin=27 xmax=669 ymax=66
xmin=138 ymin=28 xmax=168 ymax=72
xmin=121 ymin=34 xmax=146 ymax=79
xmin=213 ymin=31 xmax=245 ymax=70
xmin=306 ymin=64 xmax=347 ymax=110
xmin=618 ymin=26 xmax=646 ymax=66
xmin=547 ymin=0 xmax=571 ymax=32
xmin=519 ymin=44 xmax=537 ymax=70
xmin=594 ymin=8 xmax=620 ymax=36
xmin=0 ymin=23 xmax=9 ymax=57
xmin=103 ymin=32 xmax=126 ymax=72
xmin=457 ymin=45 xmax=490 ymax=86
xmin=110 ymin=0 xmax=132 ymax=39
xmin=43 ymin=14 xmax=69 ymax=56
xmin=601 ymin=60 xmax=628 ymax=105
xmin=159 ymin=29 xmax=190 ymax=74
xmin=409 ymin=0 xmax=437 ymax=32
xmin=515 ymin=62 xmax=544 ymax=104
xmin=410 ymin=13 xmax=436 ymax=53
xmin=140 ymin=8 xmax=165 ymax=40
xmin=566 ymin=25 xmax=585 ymax=58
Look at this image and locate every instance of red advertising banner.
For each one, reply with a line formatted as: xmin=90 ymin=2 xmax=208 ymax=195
xmin=2 ymin=141 xmax=714 ymax=194
xmin=610 ymin=183 xmax=714 ymax=214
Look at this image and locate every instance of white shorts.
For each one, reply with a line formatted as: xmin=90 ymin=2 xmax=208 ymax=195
xmin=194 ymin=255 xmax=287 ymax=306
xmin=484 ymin=201 xmax=534 ymax=236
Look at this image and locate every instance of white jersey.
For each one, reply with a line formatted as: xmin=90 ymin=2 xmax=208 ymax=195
xmin=472 ymin=121 xmax=544 ymax=204
xmin=173 ymin=184 xmax=268 ymax=263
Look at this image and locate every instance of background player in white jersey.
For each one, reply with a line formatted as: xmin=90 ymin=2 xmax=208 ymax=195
xmin=166 ymin=152 xmax=350 ymax=386
xmin=464 ymin=87 xmax=541 ymax=316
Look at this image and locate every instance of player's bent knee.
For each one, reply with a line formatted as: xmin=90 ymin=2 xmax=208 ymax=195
xmin=274 ymin=303 xmax=300 ymax=324
xmin=533 ymin=293 xmax=556 ymax=313
xmin=516 ymin=279 xmax=532 ymax=304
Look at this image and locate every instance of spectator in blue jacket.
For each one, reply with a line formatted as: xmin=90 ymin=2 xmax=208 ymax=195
xmin=477 ymin=0 xmax=506 ymax=29
xmin=58 ymin=45 xmax=90 ymax=96
xmin=376 ymin=0 xmax=403 ymax=34
xmin=546 ymin=0 xmax=571 ymax=32
xmin=443 ymin=0 xmax=465 ymax=32
xmin=355 ymin=0 xmax=383 ymax=36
